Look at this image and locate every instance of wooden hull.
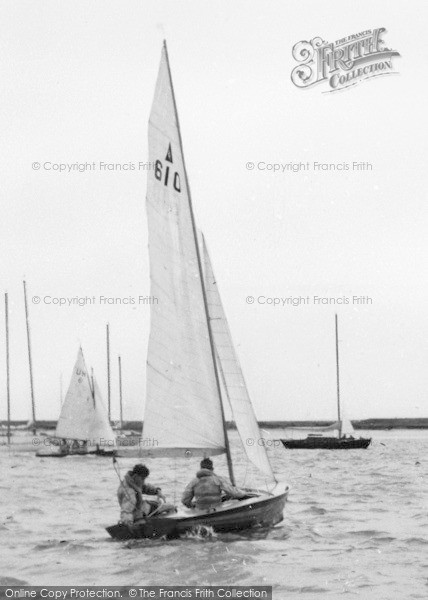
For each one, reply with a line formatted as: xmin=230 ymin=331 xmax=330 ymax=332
xmin=36 ymin=449 xmax=89 ymax=457
xmin=106 ymin=482 xmax=289 ymax=540
xmin=35 ymin=451 xmax=68 ymax=457
xmin=36 ymin=447 xmax=116 ymax=457
xmin=281 ymin=437 xmax=371 ymax=449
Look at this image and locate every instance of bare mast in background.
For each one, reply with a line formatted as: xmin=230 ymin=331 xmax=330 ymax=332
xmin=335 ymin=313 xmax=342 ymax=439
xmin=23 ymin=280 xmax=36 ymax=435
xmin=106 ymin=323 xmax=111 ymax=421
xmin=5 ymin=292 xmax=11 ymax=444
xmin=118 ymin=355 xmax=123 ymax=430
xmin=59 ymin=372 xmax=63 ymax=409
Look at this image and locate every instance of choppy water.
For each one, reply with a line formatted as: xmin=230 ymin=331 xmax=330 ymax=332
xmin=1 ymin=429 xmax=427 ymax=599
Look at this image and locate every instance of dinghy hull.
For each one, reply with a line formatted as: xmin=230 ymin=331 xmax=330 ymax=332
xmin=106 ymin=483 xmax=289 ymax=540
xmin=36 ymin=443 xmax=116 ymax=457
xmin=281 ymin=437 xmax=371 ymax=449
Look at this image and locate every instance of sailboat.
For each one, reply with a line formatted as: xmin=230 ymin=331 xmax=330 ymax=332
xmin=106 ymin=42 xmax=288 ymax=540
xmin=36 ymin=348 xmax=116 ymax=456
xmin=281 ymin=315 xmax=371 ymax=449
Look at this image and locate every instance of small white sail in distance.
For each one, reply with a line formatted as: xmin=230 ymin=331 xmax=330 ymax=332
xmin=284 ymin=417 xmax=354 ymax=436
xmin=201 ymin=233 xmax=276 ymax=481
xmin=340 ymin=418 xmax=355 ymax=436
xmin=285 ymin=421 xmax=342 ymax=433
xmin=55 ymin=348 xmax=115 ymax=445
xmin=142 ymin=42 xmax=227 ymax=457
xmin=337 ymin=389 xmax=355 ymax=436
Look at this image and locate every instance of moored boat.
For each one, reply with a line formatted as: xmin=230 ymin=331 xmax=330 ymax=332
xmin=281 ymin=436 xmax=371 ymax=450
xmin=281 ymin=315 xmax=371 ymax=450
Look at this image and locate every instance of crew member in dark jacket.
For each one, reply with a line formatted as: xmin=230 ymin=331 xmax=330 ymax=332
xmin=181 ymin=458 xmax=247 ymax=511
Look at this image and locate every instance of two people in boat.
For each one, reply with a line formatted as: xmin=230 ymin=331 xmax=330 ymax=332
xmin=182 ymin=458 xmax=250 ymax=511
xmin=118 ymin=458 xmax=251 ymax=526
xmin=118 ymin=463 xmax=173 ymax=525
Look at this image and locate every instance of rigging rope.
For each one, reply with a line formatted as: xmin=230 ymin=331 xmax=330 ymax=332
xmin=173 ymin=455 xmax=177 ymax=505
xmin=112 ymin=456 xmax=134 ymax=503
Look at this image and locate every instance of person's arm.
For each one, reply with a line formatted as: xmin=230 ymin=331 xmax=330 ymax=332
xmin=218 ymin=476 xmax=247 ymax=499
xmin=124 ymin=473 xmax=139 ymax=491
xmin=124 ymin=473 xmax=138 ymax=491
xmin=181 ymin=479 xmax=196 ymax=507
xmin=124 ymin=473 xmax=143 ymax=504
xmin=141 ymin=482 xmax=164 ymax=499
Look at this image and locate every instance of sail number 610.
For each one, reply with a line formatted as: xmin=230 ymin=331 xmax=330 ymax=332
xmin=155 ymin=160 xmax=181 ymax=193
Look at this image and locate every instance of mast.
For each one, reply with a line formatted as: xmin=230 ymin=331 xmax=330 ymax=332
xmin=335 ymin=313 xmax=342 ymax=439
xmin=163 ymin=41 xmax=235 ymax=484
xmin=90 ymin=366 xmax=95 ymax=406
xmin=90 ymin=367 xmax=97 ymax=449
xmin=106 ymin=323 xmax=111 ymax=421
xmin=23 ymin=281 xmax=36 ymax=435
xmin=59 ymin=372 xmax=63 ymax=409
xmin=214 ymin=345 xmax=237 ymax=466
xmin=5 ymin=293 xmax=11 ymax=444
xmin=118 ymin=355 xmax=123 ymax=430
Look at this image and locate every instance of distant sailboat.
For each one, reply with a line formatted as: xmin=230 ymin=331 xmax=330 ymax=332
xmin=107 ymin=42 xmax=288 ymax=540
xmin=281 ymin=315 xmax=371 ymax=450
xmin=36 ymin=348 xmax=116 ymax=457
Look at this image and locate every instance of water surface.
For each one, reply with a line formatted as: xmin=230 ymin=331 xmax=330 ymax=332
xmin=1 ymin=429 xmax=427 ymax=599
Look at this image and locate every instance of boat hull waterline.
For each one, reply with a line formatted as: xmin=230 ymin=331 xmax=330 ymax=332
xmin=106 ymin=482 xmax=289 ymax=540
xmin=281 ymin=437 xmax=371 ymax=450
xmin=36 ymin=446 xmax=116 ymax=458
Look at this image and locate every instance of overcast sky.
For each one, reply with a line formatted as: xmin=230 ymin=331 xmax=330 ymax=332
xmin=1 ymin=1 xmax=427 ymax=421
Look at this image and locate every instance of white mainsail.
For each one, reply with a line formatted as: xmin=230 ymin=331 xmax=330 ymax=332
xmin=142 ymin=43 xmax=226 ymax=457
xmin=55 ymin=348 xmax=115 ymax=445
xmin=202 ymin=235 xmax=275 ymax=480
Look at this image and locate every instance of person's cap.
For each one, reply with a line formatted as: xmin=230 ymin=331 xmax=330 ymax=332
xmin=200 ymin=458 xmax=213 ymax=470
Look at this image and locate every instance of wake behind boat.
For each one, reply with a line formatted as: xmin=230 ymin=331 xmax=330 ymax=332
xmin=106 ymin=42 xmax=288 ymax=540
xmin=281 ymin=315 xmax=371 ymax=450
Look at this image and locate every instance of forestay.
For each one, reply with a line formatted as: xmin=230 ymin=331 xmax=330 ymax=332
xmin=202 ymin=235 xmax=275 ymax=480
xmin=55 ymin=348 xmax=115 ymax=445
xmin=143 ymin=44 xmax=226 ymax=457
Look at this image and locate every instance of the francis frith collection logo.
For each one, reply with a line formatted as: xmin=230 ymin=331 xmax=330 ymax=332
xmin=291 ymin=28 xmax=400 ymax=92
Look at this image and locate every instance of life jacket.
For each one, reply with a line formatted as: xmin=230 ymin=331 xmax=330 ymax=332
xmin=193 ymin=469 xmax=223 ymax=509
